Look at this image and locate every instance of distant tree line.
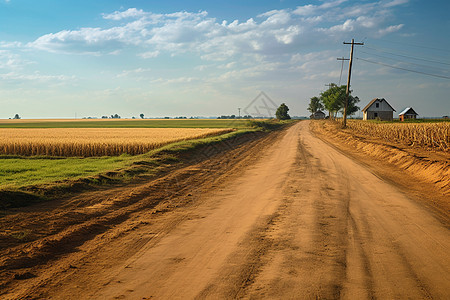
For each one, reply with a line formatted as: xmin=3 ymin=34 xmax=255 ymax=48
xmin=217 ymin=115 xmax=253 ymax=119
xmin=100 ymin=114 xmax=121 ymax=119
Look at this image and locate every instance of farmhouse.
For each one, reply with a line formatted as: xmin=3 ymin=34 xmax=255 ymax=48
xmin=310 ymin=110 xmax=326 ymax=119
xmin=362 ymin=98 xmax=396 ymax=121
xmin=398 ymin=107 xmax=418 ymax=121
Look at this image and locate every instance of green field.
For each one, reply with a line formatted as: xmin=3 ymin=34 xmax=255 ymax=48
xmin=0 ymin=122 xmax=256 ymax=193
xmin=0 ymin=155 xmax=133 ymax=188
xmin=0 ymin=119 xmax=291 ymax=207
xmin=0 ymin=119 xmax=251 ymax=129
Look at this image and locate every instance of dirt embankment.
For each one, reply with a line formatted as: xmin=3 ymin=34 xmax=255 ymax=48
xmin=311 ymin=121 xmax=449 ymax=214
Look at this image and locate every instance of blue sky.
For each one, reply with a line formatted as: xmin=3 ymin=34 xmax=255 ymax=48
xmin=1 ymin=0 xmax=449 ymax=118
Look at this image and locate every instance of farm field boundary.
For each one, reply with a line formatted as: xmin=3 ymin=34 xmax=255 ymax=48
xmin=0 ymin=121 xmax=292 ymax=209
xmin=0 ymin=119 xmax=251 ymax=129
xmin=311 ymin=121 xmax=449 ymax=216
xmin=0 ymin=123 xmax=291 ymax=294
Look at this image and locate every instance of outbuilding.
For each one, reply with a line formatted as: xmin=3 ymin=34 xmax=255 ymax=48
xmin=362 ymin=98 xmax=396 ymax=121
xmin=310 ymin=110 xmax=326 ymax=119
xmin=398 ymin=107 xmax=418 ymax=121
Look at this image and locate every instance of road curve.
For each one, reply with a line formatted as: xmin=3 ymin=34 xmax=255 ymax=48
xmin=7 ymin=121 xmax=449 ymax=299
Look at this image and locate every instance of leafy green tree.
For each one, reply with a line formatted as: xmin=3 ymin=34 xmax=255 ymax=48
xmin=346 ymin=95 xmax=360 ymax=116
xmin=140 ymin=113 xmax=144 ymax=119
xmin=307 ymin=96 xmax=324 ymax=113
xmin=13 ymin=114 xmax=20 ymax=119
xmin=320 ymin=84 xmax=360 ymax=119
xmin=275 ymin=103 xmax=291 ymax=120
xmin=320 ymin=84 xmax=342 ymax=119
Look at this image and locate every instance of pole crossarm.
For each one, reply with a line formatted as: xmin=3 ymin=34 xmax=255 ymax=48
xmin=343 ymin=42 xmax=364 ymax=45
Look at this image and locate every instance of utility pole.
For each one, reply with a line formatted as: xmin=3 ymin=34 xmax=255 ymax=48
xmin=342 ymin=39 xmax=363 ymax=127
xmin=238 ymin=107 xmax=241 ymax=118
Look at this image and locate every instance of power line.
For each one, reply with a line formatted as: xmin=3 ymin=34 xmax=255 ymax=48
xmin=368 ymin=39 xmax=450 ymax=53
xmin=356 ymin=57 xmax=450 ymax=80
xmin=336 ymin=57 xmax=349 ymax=85
xmin=359 ymin=50 xmax=449 ymax=72
xmin=364 ymin=45 xmax=450 ymax=66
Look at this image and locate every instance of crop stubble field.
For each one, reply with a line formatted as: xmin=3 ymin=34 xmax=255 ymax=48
xmin=347 ymin=120 xmax=449 ymax=151
xmin=0 ymin=119 xmax=246 ymax=189
xmin=0 ymin=128 xmax=233 ymax=157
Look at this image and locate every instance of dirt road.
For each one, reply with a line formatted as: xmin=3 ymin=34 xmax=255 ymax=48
xmin=2 ymin=121 xmax=449 ymax=299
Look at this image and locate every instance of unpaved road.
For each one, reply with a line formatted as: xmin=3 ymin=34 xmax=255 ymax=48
xmin=1 ymin=121 xmax=449 ymax=299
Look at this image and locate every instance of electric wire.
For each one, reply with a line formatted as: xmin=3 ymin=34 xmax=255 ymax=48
xmin=359 ymin=50 xmax=449 ymax=72
xmin=368 ymin=38 xmax=450 ymax=53
xmin=355 ymin=57 xmax=450 ymax=79
xmin=338 ymin=58 xmax=344 ymax=85
xmin=364 ymin=45 xmax=450 ymax=66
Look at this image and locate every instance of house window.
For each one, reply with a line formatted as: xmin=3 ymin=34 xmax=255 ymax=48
xmin=374 ymin=113 xmax=378 ymax=118
xmin=376 ymin=103 xmax=380 ymax=108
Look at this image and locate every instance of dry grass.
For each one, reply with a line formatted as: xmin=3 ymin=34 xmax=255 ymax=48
xmin=0 ymin=128 xmax=233 ymax=157
xmin=346 ymin=120 xmax=449 ymax=151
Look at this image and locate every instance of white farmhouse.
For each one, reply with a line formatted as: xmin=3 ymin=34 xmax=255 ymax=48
xmin=362 ymin=98 xmax=396 ymax=121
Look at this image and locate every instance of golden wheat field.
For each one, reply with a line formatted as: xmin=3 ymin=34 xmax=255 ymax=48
xmin=0 ymin=128 xmax=233 ymax=157
xmin=346 ymin=120 xmax=450 ymax=151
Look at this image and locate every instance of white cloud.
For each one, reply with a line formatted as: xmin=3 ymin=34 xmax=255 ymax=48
xmin=0 ymin=50 xmax=31 ymax=71
xmin=116 ymin=68 xmax=152 ymax=78
xmin=378 ymin=24 xmax=404 ymax=36
xmin=384 ymin=0 xmax=409 ymax=8
xmin=293 ymin=5 xmax=317 ymax=16
xmin=102 ymin=8 xmax=148 ymax=21
xmin=23 ymin=2 xmax=408 ymax=74
xmin=139 ymin=50 xmax=160 ymax=58
xmin=0 ymin=71 xmax=75 ymax=83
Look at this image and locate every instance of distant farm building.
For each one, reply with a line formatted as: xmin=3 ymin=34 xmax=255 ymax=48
xmin=310 ymin=110 xmax=326 ymax=119
xmin=398 ymin=107 xmax=418 ymax=121
xmin=362 ymin=98 xmax=396 ymax=121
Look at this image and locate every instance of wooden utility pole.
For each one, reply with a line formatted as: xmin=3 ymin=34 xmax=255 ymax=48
xmin=342 ymin=39 xmax=363 ymax=127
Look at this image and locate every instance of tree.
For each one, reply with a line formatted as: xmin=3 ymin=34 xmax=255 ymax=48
xmin=140 ymin=113 xmax=144 ymax=119
xmin=307 ymin=96 xmax=324 ymax=114
xmin=13 ymin=114 xmax=20 ymax=119
xmin=275 ymin=103 xmax=291 ymax=120
xmin=320 ymin=83 xmax=342 ymax=119
xmin=345 ymin=95 xmax=360 ymax=116
xmin=320 ymin=84 xmax=360 ymax=119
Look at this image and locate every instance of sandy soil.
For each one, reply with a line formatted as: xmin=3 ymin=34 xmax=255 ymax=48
xmin=1 ymin=121 xmax=449 ymax=299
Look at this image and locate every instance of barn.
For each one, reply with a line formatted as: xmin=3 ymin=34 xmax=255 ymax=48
xmin=362 ymin=98 xmax=396 ymax=121
xmin=310 ymin=110 xmax=326 ymax=119
xmin=398 ymin=107 xmax=418 ymax=121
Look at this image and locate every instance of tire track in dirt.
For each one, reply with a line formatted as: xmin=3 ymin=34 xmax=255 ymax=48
xmin=2 ymin=121 xmax=449 ymax=299
xmin=0 ymin=129 xmax=284 ymax=298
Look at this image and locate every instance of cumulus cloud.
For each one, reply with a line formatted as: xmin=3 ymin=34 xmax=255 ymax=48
xmin=139 ymin=50 xmax=160 ymax=58
xmin=377 ymin=24 xmax=404 ymax=36
xmin=102 ymin=8 xmax=148 ymax=20
xmin=0 ymin=71 xmax=75 ymax=83
xmin=0 ymin=50 xmax=31 ymax=71
xmin=25 ymin=1 xmax=406 ymax=64
xmin=384 ymin=0 xmax=409 ymax=8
